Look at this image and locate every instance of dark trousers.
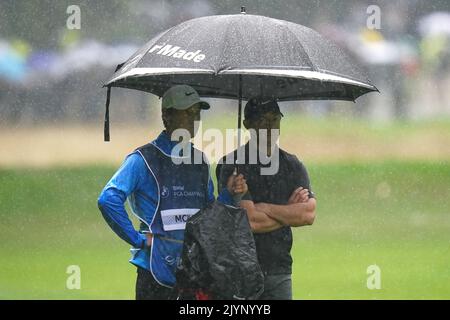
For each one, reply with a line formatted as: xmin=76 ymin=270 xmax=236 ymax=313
xmin=258 ymin=274 xmax=292 ymax=300
xmin=135 ymin=267 xmax=176 ymax=300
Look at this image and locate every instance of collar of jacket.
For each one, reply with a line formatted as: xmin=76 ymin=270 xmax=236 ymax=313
xmin=151 ymin=130 xmax=193 ymax=157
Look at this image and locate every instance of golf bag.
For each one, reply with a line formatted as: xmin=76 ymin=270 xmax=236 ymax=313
xmin=175 ymin=200 xmax=264 ymax=300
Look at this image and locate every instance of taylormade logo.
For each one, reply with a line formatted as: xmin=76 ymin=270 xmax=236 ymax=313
xmin=149 ymin=44 xmax=206 ymax=62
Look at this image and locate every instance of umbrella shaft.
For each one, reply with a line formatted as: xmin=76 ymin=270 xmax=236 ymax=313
xmin=236 ymin=75 xmax=243 ymax=175
xmin=237 ymin=75 xmax=242 ymax=147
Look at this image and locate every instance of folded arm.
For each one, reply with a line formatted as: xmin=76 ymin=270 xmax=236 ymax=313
xmin=240 ymin=200 xmax=284 ymax=233
xmin=255 ymin=197 xmax=316 ymax=227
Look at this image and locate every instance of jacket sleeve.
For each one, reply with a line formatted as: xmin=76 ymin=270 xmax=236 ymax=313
xmin=97 ymin=153 xmax=148 ymax=248
xmin=211 ymin=175 xmax=234 ymax=205
xmin=202 ymin=162 xmax=233 ymax=206
xmin=215 ymin=162 xmax=238 ymax=206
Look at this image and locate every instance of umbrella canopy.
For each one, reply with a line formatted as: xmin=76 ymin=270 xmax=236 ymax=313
xmin=102 ymin=10 xmax=378 ymax=141
xmin=105 ymin=13 xmax=377 ymax=101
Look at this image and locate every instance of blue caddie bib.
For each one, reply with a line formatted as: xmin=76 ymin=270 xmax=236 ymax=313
xmin=134 ymin=142 xmax=209 ymax=287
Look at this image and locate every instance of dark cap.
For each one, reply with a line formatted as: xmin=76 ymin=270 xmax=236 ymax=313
xmin=244 ymin=97 xmax=284 ymax=121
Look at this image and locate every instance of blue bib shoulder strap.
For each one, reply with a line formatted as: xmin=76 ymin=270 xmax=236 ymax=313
xmin=135 ymin=142 xmax=209 ymax=190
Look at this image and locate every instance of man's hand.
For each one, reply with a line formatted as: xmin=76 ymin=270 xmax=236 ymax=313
xmin=145 ymin=233 xmax=153 ymax=247
xmin=226 ymin=173 xmax=248 ymax=195
xmin=288 ymin=187 xmax=309 ymax=204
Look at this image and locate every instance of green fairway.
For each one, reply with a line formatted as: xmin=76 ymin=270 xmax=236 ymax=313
xmin=0 ymin=162 xmax=449 ymax=299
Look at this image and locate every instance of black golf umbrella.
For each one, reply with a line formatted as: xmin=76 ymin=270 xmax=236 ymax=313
xmin=103 ymin=8 xmax=378 ymax=141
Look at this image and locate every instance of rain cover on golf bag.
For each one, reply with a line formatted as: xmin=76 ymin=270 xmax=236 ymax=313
xmin=176 ymin=200 xmax=264 ymax=300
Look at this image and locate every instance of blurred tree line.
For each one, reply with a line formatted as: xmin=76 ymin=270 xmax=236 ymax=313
xmin=2 ymin=0 xmax=449 ymax=49
xmin=1 ymin=0 xmax=449 ymax=125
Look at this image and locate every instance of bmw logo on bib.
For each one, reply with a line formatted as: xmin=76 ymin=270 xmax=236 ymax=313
xmin=161 ymin=186 xmax=170 ymax=198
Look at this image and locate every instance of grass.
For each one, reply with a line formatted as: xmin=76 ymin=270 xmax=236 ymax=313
xmin=292 ymin=162 xmax=450 ymax=299
xmin=0 ymin=161 xmax=449 ymax=299
xmin=201 ymin=109 xmax=450 ymax=140
xmin=1 ymin=114 xmax=449 ymax=168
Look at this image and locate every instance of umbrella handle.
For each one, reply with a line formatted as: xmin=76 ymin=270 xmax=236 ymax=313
xmin=232 ymin=167 xmax=243 ymax=205
xmin=104 ymin=86 xmax=111 ymax=142
xmin=233 ymin=193 xmax=243 ymax=205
